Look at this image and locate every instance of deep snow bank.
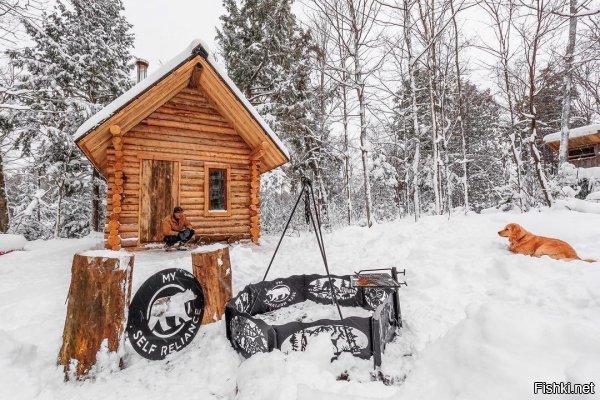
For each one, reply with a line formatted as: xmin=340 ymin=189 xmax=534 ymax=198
xmin=0 ymin=210 xmax=599 ymax=400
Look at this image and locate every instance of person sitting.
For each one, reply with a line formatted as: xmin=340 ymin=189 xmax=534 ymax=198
xmin=162 ymin=206 xmax=195 ymax=250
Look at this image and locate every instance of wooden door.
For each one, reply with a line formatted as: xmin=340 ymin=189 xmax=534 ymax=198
xmin=139 ymin=159 xmax=180 ymax=242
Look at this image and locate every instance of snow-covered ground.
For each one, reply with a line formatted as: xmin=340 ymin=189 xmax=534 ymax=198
xmin=1 ymin=209 xmax=599 ymax=400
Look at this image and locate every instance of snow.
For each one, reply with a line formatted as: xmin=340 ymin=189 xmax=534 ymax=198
xmin=0 ymin=210 xmax=599 ymax=399
xmin=0 ymin=234 xmax=27 ymax=252
xmin=191 ymin=243 xmax=228 ymax=254
xmin=576 ymin=166 xmax=600 ymax=180
xmin=586 ymin=191 xmax=600 ymax=201
xmin=74 ymin=39 xmax=290 ymax=160
xmin=253 ymin=300 xmax=372 ymax=324
xmin=78 ymin=249 xmax=134 ymax=270
xmin=543 ymin=123 xmax=600 ymax=143
xmin=79 ymin=249 xmax=131 ymax=258
xmin=554 ymin=197 xmax=600 ymax=214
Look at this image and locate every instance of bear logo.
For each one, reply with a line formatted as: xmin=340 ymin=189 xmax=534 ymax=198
xmin=266 ymin=284 xmax=291 ymax=303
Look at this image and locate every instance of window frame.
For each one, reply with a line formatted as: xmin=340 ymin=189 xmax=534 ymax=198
xmin=568 ymin=145 xmax=596 ymax=161
xmin=204 ymin=163 xmax=232 ymax=217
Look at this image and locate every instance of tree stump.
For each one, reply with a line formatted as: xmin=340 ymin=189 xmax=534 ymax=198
xmin=191 ymin=245 xmax=232 ymax=324
xmin=58 ymin=250 xmax=134 ymax=380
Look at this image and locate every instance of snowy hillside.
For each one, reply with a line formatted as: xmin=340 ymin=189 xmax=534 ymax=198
xmin=1 ymin=209 xmax=599 ymax=400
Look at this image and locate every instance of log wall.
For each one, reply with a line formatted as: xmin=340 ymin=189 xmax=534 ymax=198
xmin=104 ymin=87 xmax=254 ymax=247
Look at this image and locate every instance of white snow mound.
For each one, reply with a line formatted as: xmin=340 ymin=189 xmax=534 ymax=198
xmin=0 ymin=210 xmax=599 ymax=399
xmin=0 ymin=234 xmax=26 ymax=252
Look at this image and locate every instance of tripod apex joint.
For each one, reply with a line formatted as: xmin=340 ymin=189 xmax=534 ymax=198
xmin=300 ymin=176 xmax=313 ymax=187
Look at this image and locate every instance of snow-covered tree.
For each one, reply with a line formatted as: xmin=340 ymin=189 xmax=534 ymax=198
xmin=217 ymin=0 xmax=311 ymax=138
xmin=6 ymin=0 xmax=133 ymax=238
xmin=218 ymin=0 xmax=341 ymax=225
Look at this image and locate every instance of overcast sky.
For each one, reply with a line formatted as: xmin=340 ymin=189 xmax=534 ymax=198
xmin=120 ymin=0 xmax=498 ymax=88
xmin=122 ymin=0 xmax=225 ymax=74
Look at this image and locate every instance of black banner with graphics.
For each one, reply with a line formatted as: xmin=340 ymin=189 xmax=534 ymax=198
xmin=225 ymin=274 xmax=400 ymax=365
xmin=127 ymin=268 xmax=205 ymax=360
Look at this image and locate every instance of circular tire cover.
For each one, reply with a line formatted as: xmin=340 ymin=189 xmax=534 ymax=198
xmin=127 ymin=268 xmax=204 ymax=360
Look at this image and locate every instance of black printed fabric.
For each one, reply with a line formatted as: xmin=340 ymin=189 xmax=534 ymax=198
xmin=225 ymin=274 xmax=401 ymax=366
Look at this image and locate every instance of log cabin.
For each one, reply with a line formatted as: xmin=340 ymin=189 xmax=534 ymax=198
xmin=75 ymin=40 xmax=289 ymax=250
xmin=543 ymin=123 xmax=600 ymax=168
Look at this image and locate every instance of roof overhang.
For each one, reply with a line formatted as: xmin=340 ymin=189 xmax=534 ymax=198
xmin=543 ymin=124 xmax=600 ymax=150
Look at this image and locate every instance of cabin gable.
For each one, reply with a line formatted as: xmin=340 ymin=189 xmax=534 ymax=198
xmin=78 ymin=40 xmax=286 ymax=249
xmin=77 ymin=51 xmax=288 ymax=176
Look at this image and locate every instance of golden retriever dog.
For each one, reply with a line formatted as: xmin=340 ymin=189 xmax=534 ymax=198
xmin=498 ymin=223 xmax=595 ymax=262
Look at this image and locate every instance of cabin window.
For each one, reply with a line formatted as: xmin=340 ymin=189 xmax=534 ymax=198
xmin=204 ymin=164 xmax=231 ymax=216
xmin=568 ymin=146 xmax=595 ymax=160
xmin=209 ymin=169 xmax=227 ymax=210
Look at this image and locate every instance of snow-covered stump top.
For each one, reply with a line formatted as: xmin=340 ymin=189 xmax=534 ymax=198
xmin=78 ymin=250 xmax=134 ymax=271
xmin=191 ymin=243 xmax=228 ymax=254
xmin=58 ymin=251 xmax=134 ymax=380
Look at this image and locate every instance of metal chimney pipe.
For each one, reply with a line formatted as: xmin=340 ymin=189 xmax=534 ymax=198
xmin=135 ymin=58 xmax=149 ymax=83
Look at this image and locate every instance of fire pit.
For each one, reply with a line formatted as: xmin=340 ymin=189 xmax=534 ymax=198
xmin=225 ymin=273 xmax=401 ymax=366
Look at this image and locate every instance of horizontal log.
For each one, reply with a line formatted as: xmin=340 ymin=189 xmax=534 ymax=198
xmin=117 ymin=211 xmax=138 ymax=219
xmin=157 ymin=104 xmax=228 ymax=123
xmin=147 ymin=111 xmax=233 ymax=129
xmin=118 ymin=223 xmax=137 ymax=232
xmin=119 ymin=232 xmax=138 ymax=239
xmin=120 ymin=217 xmax=137 ymax=225
xmin=180 ymin=191 xmax=250 ymax=200
xmin=171 ymin=91 xmax=214 ymax=104
xmin=128 ymin=122 xmax=245 ymax=142
xmin=187 ymin=212 xmax=250 ymax=220
xmin=192 ymin=225 xmax=250 ymax=234
xmin=176 ymin=89 xmax=211 ymax=101
xmin=121 ymin=238 xmax=138 ymax=248
xmin=123 ymin=136 xmax=251 ymax=156
xmin=121 ymin=146 xmax=250 ymax=163
xmin=166 ymin=97 xmax=221 ymax=112
xmin=120 ymin=200 xmax=139 ymax=207
xmin=142 ymin=117 xmax=237 ymax=135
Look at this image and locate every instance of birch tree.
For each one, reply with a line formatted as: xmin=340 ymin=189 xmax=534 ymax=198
xmin=513 ymin=0 xmax=562 ymax=206
xmin=480 ymin=0 xmax=529 ymax=210
xmin=449 ymin=0 xmax=469 ymax=213
xmin=309 ymin=0 xmax=382 ymax=227
xmin=558 ymin=0 xmax=578 ymax=167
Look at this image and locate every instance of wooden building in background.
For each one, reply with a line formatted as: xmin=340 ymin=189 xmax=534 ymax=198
xmin=543 ymin=124 xmax=600 ymax=168
xmin=75 ymin=40 xmax=289 ymax=249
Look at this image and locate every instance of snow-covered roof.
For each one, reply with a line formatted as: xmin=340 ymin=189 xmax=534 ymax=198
xmin=74 ymin=39 xmax=289 ymax=159
xmin=543 ymin=123 xmax=600 ymax=143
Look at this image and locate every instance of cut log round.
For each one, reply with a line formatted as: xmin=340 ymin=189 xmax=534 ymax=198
xmin=110 ymin=125 xmax=122 ymax=135
xmin=106 ymin=235 xmax=121 ymax=248
xmin=191 ymin=245 xmax=232 ymax=324
xmin=107 ymin=220 xmax=120 ymax=231
xmin=58 ymin=251 xmax=134 ymax=380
